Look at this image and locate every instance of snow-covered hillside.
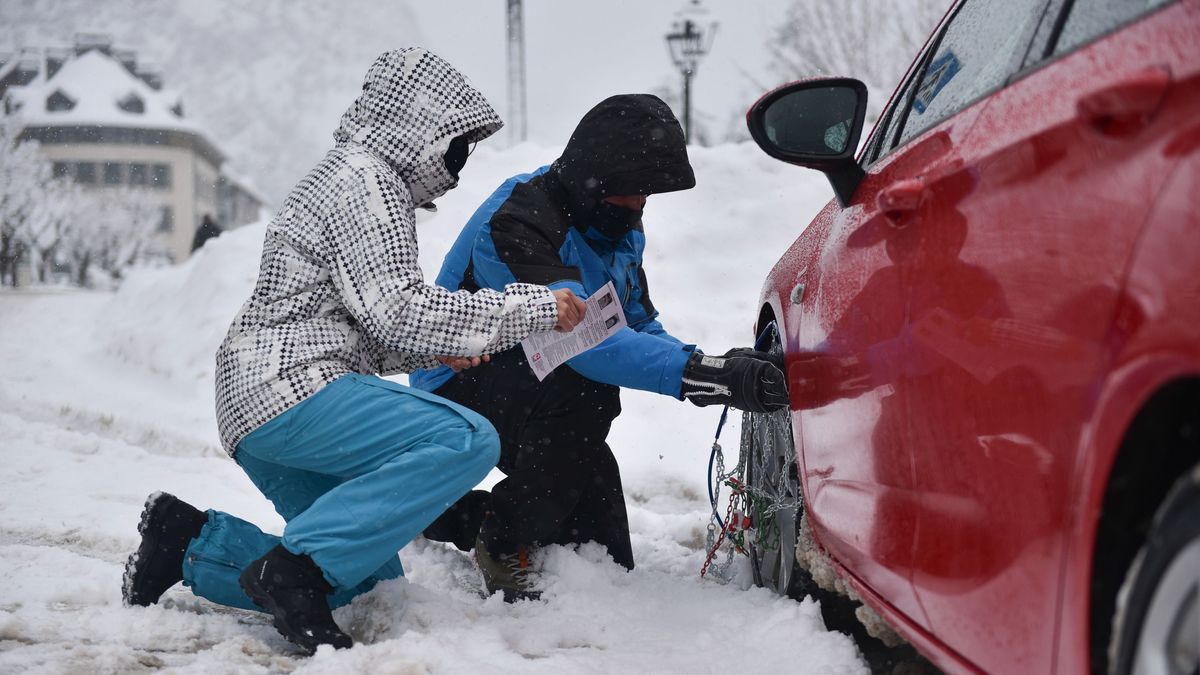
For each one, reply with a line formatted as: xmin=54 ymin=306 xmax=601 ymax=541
xmin=0 ymin=143 xmax=863 ymax=673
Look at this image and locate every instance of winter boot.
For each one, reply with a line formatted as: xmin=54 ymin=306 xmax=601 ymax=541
xmin=238 ymin=545 xmax=352 ymax=654
xmin=474 ymin=535 xmax=541 ymax=602
xmin=122 ymin=491 xmax=208 ymax=607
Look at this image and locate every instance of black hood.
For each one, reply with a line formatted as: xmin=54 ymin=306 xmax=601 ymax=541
xmin=552 ymin=94 xmax=695 ymax=211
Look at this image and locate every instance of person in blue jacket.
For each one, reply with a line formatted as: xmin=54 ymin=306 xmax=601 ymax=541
xmin=410 ymin=94 xmax=787 ymax=601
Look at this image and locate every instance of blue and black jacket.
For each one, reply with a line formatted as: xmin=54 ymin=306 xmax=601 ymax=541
xmin=411 ymin=94 xmax=699 ymax=397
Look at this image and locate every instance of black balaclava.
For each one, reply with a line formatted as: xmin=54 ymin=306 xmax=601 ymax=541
xmin=552 ymin=94 xmax=695 ymax=237
xmin=589 ymin=201 xmax=643 ymax=239
xmin=444 ymin=135 xmax=470 ymax=179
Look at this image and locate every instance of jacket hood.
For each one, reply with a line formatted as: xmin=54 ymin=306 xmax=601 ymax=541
xmin=334 ymin=48 xmax=503 ymax=206
xmin=552 ymin=94 xmax=695 ymax=211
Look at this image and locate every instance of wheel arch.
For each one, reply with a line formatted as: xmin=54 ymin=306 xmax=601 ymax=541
xmin=1085 ymin=374 xmax=1200 ymax=672
xmin=753 ymin=302 xmax=779 ymax=345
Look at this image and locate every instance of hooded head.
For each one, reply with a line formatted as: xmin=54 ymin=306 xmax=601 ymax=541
xmin=552 ymin=94 xmax=696 ymax=223
xmin=334 ymin=48 xmax=503 ymax=206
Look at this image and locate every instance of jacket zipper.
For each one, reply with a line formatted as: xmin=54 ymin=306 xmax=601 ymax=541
xmin=187 ymin=552 xmax=243 ymax=571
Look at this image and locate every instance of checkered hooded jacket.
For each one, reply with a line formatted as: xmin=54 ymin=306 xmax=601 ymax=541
xmin=214 ymin=48 xmax=559 ymax=455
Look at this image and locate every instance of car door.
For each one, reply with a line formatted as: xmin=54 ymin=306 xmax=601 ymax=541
xmin=889 ymin=0 xmax=1198 ymax=672
xmin=792 ymin=0 xmax=1046 ymax=628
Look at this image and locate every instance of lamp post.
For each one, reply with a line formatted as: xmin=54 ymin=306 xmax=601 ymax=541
xmin=665 ymin=0 xmax=717 ymax=144
xmin=506 ymin=0 xmax=527 ymax=144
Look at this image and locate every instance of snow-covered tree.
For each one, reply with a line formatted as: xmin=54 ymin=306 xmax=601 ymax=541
xmin=61 ymin=187 xmax=164 ymax=288
xmin=21 ymin=174 xmax=80 ymax=284
xmin=0 ymin=123 xmax=47 ymax=286
xmin=765 ymin=0 xmax=946 ymax=126
xmin=1 ymin=123 xmax=168 ymax=288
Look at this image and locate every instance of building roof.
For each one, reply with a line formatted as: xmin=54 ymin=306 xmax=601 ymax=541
xmin=5 ymin=48 xmax=220 ymax=151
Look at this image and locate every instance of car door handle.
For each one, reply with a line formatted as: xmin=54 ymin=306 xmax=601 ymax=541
xmin=1077 ymin=66 xmax=1171 ymax=135
xmin=877 ymin=178 xmax=928 ymax=216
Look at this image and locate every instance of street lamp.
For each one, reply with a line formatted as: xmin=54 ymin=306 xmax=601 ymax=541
xmin=665 ymin=0 xmax=717 ymax=144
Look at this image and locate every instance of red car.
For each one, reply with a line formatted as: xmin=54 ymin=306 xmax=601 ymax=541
xmin=740 ymin=0 xmax=1199 ymax=673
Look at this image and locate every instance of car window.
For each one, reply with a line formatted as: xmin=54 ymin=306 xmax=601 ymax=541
xmin=1052 ymin=0 xmax=1174 ymax=56
xmin=895 ymin=0 xmax=1045 ymax=147
xmin=868 ymin=64 xmax=924 ymax=163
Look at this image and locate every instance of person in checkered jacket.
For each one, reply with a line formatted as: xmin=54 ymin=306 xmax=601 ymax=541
xmin=120 ymin=48 xmax=586 ymax=653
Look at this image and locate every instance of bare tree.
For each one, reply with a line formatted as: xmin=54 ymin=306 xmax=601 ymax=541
xmin=766 ymin=0 xmax=947 ymax=125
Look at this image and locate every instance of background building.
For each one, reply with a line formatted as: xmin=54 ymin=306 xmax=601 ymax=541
xmin=0 ymin=34 xmax=265 ymax=263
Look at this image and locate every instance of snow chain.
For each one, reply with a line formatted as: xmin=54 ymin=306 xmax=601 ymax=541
xmin=700 ymin=424 xmax=747 ymax=580
xmin=700 ymin=324 xmax=798 ymax=582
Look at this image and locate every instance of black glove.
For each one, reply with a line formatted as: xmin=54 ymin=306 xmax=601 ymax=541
xmin=722 ymin=347 xmax=784 ymax=373
xmin=680 ymin=352 xmax=789 ymax=413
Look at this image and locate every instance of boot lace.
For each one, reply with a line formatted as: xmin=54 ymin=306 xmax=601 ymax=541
xmin=498 ymin=548 xmax=536 ymax=588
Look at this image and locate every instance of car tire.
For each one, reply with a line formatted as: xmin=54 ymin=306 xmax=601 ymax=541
xmin=742 ymin=402 xmax=803 ymax=596
xmin=1109 ymin=462 xmax=1200 ymax=675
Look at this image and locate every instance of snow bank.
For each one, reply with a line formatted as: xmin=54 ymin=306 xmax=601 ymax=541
xmin=104 ymin=221 xmax=264 ymax=394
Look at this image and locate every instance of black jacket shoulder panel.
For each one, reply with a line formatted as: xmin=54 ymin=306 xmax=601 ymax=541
xmin=487 ymin=172 xmax=582 ymax=286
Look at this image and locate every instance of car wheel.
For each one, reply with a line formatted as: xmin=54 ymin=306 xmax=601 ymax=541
xmin=743 ymin=405 xmax=803 ymax=594
xmin=741 ymin=323 xmax=802 ymax=595
xmin=1109 ymin=462 xmax=1200 ymax=675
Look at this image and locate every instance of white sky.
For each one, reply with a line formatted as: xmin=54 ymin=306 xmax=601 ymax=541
xmin=410 ymin=0 xmax=792 ymax=147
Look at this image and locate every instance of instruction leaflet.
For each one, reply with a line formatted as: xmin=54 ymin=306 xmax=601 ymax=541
xmin=521 ymin=281 xmax=626 ymax=381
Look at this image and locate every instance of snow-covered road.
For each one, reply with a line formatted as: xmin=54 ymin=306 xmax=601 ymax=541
xmin=0 ymin=143 xmax=867 ymax=674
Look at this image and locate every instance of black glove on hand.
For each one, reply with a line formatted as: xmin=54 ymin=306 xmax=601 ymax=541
xmin=681 ymin=352 xmax=789 ymax=413
xmin=722 ymin=347 xmax=784 ymax=373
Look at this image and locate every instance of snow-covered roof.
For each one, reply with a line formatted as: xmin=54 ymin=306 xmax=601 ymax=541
xmin=5 ymin=49 xmax=212 ymax=140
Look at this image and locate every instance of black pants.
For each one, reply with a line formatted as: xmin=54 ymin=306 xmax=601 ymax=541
xmin=422 ymin=347 xmax=634 ymax=569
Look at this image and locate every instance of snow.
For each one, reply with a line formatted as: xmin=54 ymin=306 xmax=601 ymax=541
xmin=0 ymin=142 xmax=862 ymax=673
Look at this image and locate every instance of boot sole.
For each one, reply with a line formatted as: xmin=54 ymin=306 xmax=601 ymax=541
xmin=498 ymin=586 xmax=542 ymax=603
xmin=238 ymin=567 xmax=351 ymax=655
xmin=121 ymin=491 xmax=170 ymax=607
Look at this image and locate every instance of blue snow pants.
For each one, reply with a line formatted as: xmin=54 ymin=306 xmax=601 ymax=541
xmin=180 ymin=373 xmax=501 ymax=611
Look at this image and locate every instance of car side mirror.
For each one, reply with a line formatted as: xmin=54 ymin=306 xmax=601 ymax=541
xmin=747 ymin=78 xmax=868 ymax=208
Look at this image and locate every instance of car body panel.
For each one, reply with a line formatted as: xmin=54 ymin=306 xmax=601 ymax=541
xmin=1056 ymin=143 xmax=1200 ymax=675
xmin=894 ymin=2 xmax=1199 ymax=671
xmin=780 ymin=105 xmax=987 ymax=625
xmin=753 ymin=0 xmax=1200 ymax=672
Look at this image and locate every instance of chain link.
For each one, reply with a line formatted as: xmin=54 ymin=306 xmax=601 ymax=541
xmin=701 ymin=408 xmax=802 ymax=582
xmin=701 ymin=325 xmax=802 ymax=583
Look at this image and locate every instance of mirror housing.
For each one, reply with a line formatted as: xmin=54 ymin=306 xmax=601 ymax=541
xmin=747 ymin=78 xmax=869 ymax=207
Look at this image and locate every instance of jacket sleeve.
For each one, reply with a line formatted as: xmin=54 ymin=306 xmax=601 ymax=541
xmin=550 ymin=278 xmax=692 ymax=399
xmin=473 ymin=211 xmax=692 ymax=397
xmin=326 ymin=168 xmax=559 ymax=364
xmin=628 ymin=266 xmax=684 ymax=345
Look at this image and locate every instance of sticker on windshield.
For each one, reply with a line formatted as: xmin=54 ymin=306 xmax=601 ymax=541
xmin=913 ymin=50 xmax=961 ymax=115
